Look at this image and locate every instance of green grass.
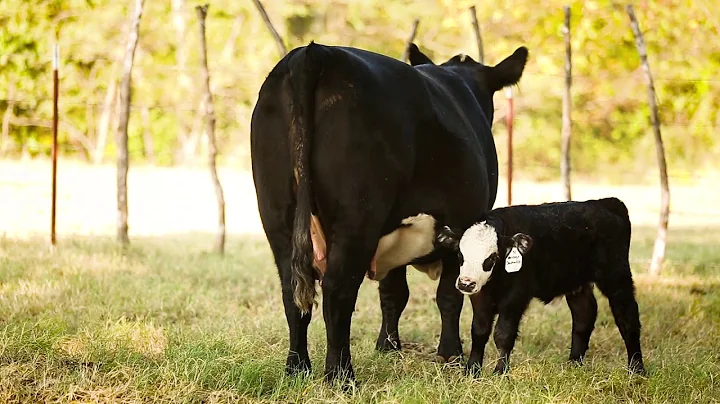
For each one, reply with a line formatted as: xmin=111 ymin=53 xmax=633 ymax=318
xmin=1 ymin=227 xmax=720 ymax=403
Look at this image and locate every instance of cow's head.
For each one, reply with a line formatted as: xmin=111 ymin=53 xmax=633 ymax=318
xmin=436 ymin=221 xmax=533 ymax=295
xmin=407 ymin=43 xmax=528 ymax=122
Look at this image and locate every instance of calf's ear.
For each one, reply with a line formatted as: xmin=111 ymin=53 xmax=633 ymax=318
xmin=436 ymin=225 xmax=460 ymax=250
xmin=511 ymin=233 xmax=533 ymax=254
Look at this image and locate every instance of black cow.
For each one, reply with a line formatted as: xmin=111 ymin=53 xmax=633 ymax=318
xmin=250 ymin=41 xmax=528 ymax=384
xmin=436 ymin=197 xmax=646 ymax=375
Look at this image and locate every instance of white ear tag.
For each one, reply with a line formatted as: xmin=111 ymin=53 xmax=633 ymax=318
xmin=505 ymin=247 xmax=523 ymax=273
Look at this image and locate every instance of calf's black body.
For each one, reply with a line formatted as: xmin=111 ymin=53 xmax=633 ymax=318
xmin=439 ymin=197 xmax=646 ymax=375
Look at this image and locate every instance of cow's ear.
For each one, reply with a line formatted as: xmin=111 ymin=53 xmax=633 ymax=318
xmin=436 ymin=226 xmax=460 ymax=250
xmin=408 ymin=43 xmax=435 ymax=66
xmin=487 ymin=46 xmax=528 ymax=93
xmin=511 ymin=233 xmax=533 ymax=255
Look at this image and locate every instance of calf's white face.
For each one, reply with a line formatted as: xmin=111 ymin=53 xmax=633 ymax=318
xmin=456 ymin=222 xmax=499 ymax=295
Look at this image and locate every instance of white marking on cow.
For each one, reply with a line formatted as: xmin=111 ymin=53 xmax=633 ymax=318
xmin=456 ymin=221 xmax=498 ymax=294
xmin=412 ymin=261 xmax=443 ymax=280
xmin=371 ymin=214 xmax=438 ymax=281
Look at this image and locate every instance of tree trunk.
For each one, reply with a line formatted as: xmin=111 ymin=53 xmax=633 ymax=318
xmin=221 ymin=15 xmax=245 ymax=63
xmin=116 ymin=0 xmax=145 ymax=245
xmin=561 ymin=5 xmax=572 ymax=201
xmin=1 ymin=86 xmax=14 ymax=156
xmin=250 ymin=0 xmax=287 ymax=57
xmin=402 ymin=19 xmax=420 ymax=63
xmin=141 ymin=106 xmax=155 ymax=164
xmin=627 ymin=5 xmax=670 ymax=276
xmin=95 ymin=77 xmax=118 ymax=164
xmin=196 ymin=4 xmax=227 ymax=254
xmin=469 ymin=6 xmax=484 ymax=64
xmin=172 ymin=0 xmax=193 ymax=163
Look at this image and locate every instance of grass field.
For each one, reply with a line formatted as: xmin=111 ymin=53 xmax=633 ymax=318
xmin=1 ymin=161 xmax=720 ymax=402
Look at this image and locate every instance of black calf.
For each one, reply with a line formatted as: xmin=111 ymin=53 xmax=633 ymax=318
xmin=437 ymin=197 xmax=646 ymax=375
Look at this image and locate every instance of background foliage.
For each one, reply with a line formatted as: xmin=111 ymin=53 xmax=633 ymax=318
xmin=1 ymin=0 xmax=718 ymax=179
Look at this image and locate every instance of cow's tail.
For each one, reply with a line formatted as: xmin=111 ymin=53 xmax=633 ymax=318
xmin=288 ymin=42 xmax=323 ymax=314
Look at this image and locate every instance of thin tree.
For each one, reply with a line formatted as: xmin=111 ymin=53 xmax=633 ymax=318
xmin=196 ymin=4 xmax=227 ymax=254
xmin=469 ymin=6 xmax=484 ymax=63
xmin=627 ymin=5 xmax=670 ymax=276
xmin=402 ymin=19 xmax=420 ymax=63
xmin=250 ymin=0 xmax=287 ymax=57
xmin=561 ymin=5 xmax=572 ymax=201
xmin=1 ymin=85 xmax=15 ymax=156
xmin=116 ymin=0 xmax=145 ymax=245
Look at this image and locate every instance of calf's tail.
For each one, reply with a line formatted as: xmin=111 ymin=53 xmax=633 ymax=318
xmin=288 ymin=42 xmax=323 ymax=314
xmin=599 ymin=197 xmax=632 ymax=247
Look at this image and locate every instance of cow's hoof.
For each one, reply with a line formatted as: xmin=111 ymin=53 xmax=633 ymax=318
xmin=568 ymin=355 xmax=585 ymax=366
xmin=324 ymin=365 xmax=356 ymax=390
xmin=492 ymin=359 xmax=510 ymax=375
xmin=285 ymin=353 xmax=311 ymax=377
xmin=464 ymin=353 xmax=483 ymax=377
xmin=375 ymin=335 xmax=402 ymax=352
xmin=435 ymin=354 xmax=463 ymax=365
xmin=436 ymin=339 xmax=463 ymax=363
xmin=628 ymin=360 xmax=647 ymax=376
xmin=465 ymin=362 xmax=483 ymax=377
xmin=435 ymin=350 xmax=464 ymax=364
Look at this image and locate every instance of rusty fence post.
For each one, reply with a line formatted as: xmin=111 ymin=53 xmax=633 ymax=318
xmin=506 ymin=86 xmax=514 ymax=206
xmin=51 ymin=43 xmax=59 ymax=246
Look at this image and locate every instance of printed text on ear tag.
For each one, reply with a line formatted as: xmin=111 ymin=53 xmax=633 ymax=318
xmin=505 ymin=247 xmax=522 ymax=273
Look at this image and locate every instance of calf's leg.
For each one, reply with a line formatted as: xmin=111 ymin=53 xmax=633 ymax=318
xmin=492 ymin=295 xmax=531 ymax=374
xmin=467 ymin=291 xmax=495 ymax=376
xmin=565 ymin=283 xmax=598 ymax=363
xmin=376 ymin=266 xmax=409 ymax=352
xmin=435 ymin=253 xmax=464 ymax=362
xmin=596 ymin=271 xmax=646 ymax=375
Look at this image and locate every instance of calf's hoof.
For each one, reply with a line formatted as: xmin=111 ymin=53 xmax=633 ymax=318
xmin=285 ymin=353 xmax=311 ymax=377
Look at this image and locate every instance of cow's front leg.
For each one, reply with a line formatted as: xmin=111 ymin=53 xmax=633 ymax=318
xmin=322 ymin=238 xmax=371 ymax=385
xmin=435 ymin=253 xmax=464 ymax=362
xmin=376 ymin=266 xmax=409 ymax=352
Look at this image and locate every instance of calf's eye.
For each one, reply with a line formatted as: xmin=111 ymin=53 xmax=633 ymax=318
xmin=482 ymin=253 xmax=498 ymax=272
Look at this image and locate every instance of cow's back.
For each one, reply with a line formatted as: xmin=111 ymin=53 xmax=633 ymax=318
xmin=253 ymin=44 xmax=499 ymax=237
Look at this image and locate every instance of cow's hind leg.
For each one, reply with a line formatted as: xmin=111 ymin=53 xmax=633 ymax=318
xmin=595 ymin=268 xmax=646 ymax=375
xmin=321 ymin=235 xmax=375 ymax=385
xmin=436 ymin=253 xmax=464 ymax=362
xmin=376 ymin=266 xmax=409 ymax=352
xmin=565 ymin=283 xmax=598 ymax=364
xmin=267 ymin=231 xmax=314 ymax=376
